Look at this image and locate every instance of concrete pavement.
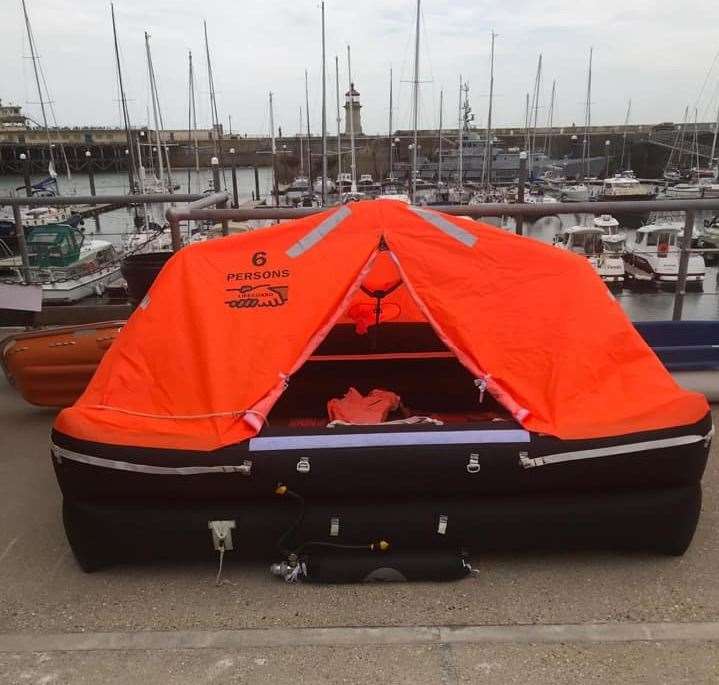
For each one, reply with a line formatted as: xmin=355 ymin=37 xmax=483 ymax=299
xmin=1 ymin=373 xmax=718 ymax=683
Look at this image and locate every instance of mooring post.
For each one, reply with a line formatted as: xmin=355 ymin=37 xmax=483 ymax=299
xmin=12 ymin=204 xmax=32 ymax=284
xmin=254 ymin=165 xmax=260 ymax=203
xmin=229 ymin=147 xmax=239 ymax=208
xmin=672 ymin=210 xmax=695 ymax=321
xmin=20 ymin=153 xmax=32 ymax=197
xmin=211 ymin=157 xmax=229 ymax=236
xmin=516 ymin=151 xmax=527 ymax=236
xmin=85 ymin=151 xmax=101 ymax=232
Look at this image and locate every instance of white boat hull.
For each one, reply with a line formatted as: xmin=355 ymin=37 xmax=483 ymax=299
xmin=41 ymin=265 xmax=121 ymax=304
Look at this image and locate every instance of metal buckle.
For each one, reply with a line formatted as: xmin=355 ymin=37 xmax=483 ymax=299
xmin=329 ymin=517 xmax=340 ymax=537
xmin=296 ymin=457 xmax=311 ymax=474
xmin=466 ymin=453 xmax=480 ymax=474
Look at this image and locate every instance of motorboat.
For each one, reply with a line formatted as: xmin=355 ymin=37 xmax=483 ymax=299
xmin=597 ymin=174 xmax=656 ymax=202
xmin=624 ymin=223 xmax=705 ymax=289
xmin=313 ymin=177 xmax=336 ymax=195
xmin=334 ymin=173 xmax=352 ymax=193
xmin=593 ymin=214 xmax=624 ymax=238
xmin=285 ymin=176 xmax=311 ymax=205
xmin=664 ymin=183 xmax=702 ymax=200
xmin=447 ymin=186 xmax=473 ymax=204
xmin=555 ymin=225 xmax=624 ymax=288
xmin=698 ymin=179 xmax=719 ymax=199
xmin=1 ymin=322 xmax=124 ymax=407
xmin=0 ymin=224 xmax=121 ymax=303
xmin=49 ymin=201 xmax=710 ymax=572
xmin=557 ymin=183 xmax=590 ymax=202
xmin=358 ymin=174 xmax=374 ymax=188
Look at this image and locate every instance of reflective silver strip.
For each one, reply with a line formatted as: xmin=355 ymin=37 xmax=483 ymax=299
xmin=520 ymin=433 xmax=707 ymax=469
xmin=409 ymin=207 xmax=477 ymax=247
xmin=51 ymin=444 xmax=252 ymax=476
xmin=286 ymin=206 xmax=351 ymax=257
xmin=249 ymin=429 xmax=530 ymax=451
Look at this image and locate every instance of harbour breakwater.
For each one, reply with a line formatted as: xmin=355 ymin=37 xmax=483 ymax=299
xmin=1 ymin=123 xmax=716 ymax=182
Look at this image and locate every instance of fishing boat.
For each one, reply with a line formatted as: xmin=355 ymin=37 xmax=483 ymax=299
xmin=50 ymin=201 xmax=710 ymax=572
xmin=624 ymin=223 xmax=705 ymax=289
xmin=0 ymin=224 xmax=121 ymax=303
xmin=1 ymin=321 xmax=124 ymax=407
xmin=555 ymin=225 xmax=624 ymax=288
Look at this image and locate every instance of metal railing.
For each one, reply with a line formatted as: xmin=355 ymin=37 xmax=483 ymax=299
xmin=166 ymin=197 xmax=719 ymax=322
xmin=1 ymin=191 xmax=229 ymax=284
xmin=3 ymin=190 xmax=719 ymax=321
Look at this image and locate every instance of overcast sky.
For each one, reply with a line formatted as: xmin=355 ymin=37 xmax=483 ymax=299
xmin=3 ymin=0 xmax=719 ymax=137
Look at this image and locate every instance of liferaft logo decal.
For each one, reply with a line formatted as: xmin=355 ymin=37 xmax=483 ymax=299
xmin=225 ymin=251 xmax=290 ymax=310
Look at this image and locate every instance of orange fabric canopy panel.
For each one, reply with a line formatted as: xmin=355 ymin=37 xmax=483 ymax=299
xmin=55 ymin=200 xmax=709 ymax=451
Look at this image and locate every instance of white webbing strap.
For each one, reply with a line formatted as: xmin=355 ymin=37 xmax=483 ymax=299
xmin=51 ymin=443 xmax=252 ymax=476
xmin=520 ymin=432 xmax=710 ymax=469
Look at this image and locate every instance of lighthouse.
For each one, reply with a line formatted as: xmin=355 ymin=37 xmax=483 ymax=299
xmin=344 ymin=83 xmax=362 ymax=135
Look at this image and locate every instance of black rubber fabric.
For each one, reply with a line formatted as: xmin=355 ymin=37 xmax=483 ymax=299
xmin=61 ymin=483 xmax=702 ymax=572
xmin=52 ymin=412 xmax=711 ymax=502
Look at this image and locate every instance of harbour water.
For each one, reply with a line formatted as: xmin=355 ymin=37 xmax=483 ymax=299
xmin=1 ymin=169 xmax=718 ymax=321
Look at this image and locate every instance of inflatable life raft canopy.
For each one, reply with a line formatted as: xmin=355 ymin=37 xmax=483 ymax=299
xmin=55 ymin=200 xmax=709 ymax=451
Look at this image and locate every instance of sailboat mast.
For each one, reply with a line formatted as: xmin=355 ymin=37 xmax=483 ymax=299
xmin=711 ymin=100 xmax=719 ymax=166
xmin=305 ymin=70 xmax=312 ymax=193
xmin=388 ymin=67 xmax=394 ymax=180
xmin=437 ymin=88 xmax=443 ymax=185
xmin=335 ymin=56 xmax=342 ymax=185
xmin=144 ymin=32 xmax=165 ymax=187
xmin=110 ymin=3 xmax=136 ymax=192
xmin=411 ymin=0 xmax=421 ymax=203
xmin=620 ymin=98 xmax=632 ymax=170
xmin=269 ymin=91 xmax=278 ymax=206
xmin=347 ymin=45 xmax=357 ymax=194
xmin=204 ymin=21 xmax=225 ymax=186
xmin=482 ymin=30 xmax=496 ymax=187
xmin=694 ymin=107 xmax=700 ymax=171
xmin=321 ymin=0 xmax=328 ymax=205
xmin=545 ymin=79 xmax=556 ymax=158
xmin=187 ymin=50 xmax=200 ymax=194
xmin=530 ymin=54 xmax=542 ymax=177
xmin=582 ymin=47 xmax=593 ymax=179
xmin=457 ymin=75 xmax=464 ymax=189
xmin=21 ymin=0 xmax=55 ymax=174
xmin=299 ymin=106 xmax=304 ymax=176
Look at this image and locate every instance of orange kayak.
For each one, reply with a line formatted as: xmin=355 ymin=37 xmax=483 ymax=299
xmin=1 ymin=321 xmax=124 ymax=408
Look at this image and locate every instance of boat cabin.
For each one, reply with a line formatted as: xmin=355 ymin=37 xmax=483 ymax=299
xmin=26 ymin=225 xmax=86 ymax=267
xmin=633 ymin=225 xmax=681 ymax=254
xmin=558 ymin=226 xmax=605 ymax=255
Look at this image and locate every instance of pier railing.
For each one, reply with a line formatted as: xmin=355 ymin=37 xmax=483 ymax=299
xmin=167 ymin=198 xmax=719 ymax=322
xmin=3 ymin=192 xmax=719 ymax=322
